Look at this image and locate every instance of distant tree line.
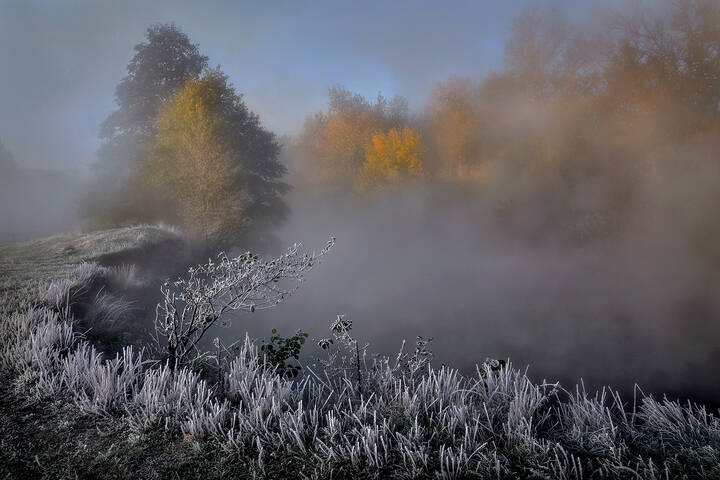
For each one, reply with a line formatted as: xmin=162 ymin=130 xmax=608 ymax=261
xmin=290 ymin=0 xmax=720 ymax=246
xmin=87 ymin=1 xmax=720 ymax=249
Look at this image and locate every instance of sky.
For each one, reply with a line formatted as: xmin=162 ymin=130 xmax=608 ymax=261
xmin=0 ymin=0 xmax=612 ymax=173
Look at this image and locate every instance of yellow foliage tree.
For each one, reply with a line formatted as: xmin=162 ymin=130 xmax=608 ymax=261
xmin=144 ymin=70 xmax=249 ymax=242
xmin=361 ymin=126 xmax=425 ymax=189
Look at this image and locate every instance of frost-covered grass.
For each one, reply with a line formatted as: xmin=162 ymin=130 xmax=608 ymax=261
xmin=0 ymin=224 xmax=181 ymax=313
xmin=4 ymin=302 xmax=720 ymax=478
xmin=2 ymin=226 xmax=720 ymax=479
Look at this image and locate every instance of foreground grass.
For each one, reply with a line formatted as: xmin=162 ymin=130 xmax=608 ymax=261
xmin=0 ymin=225 xmax=200 ymax=479
xmin=0 ymin=380 xmax=255 ymax=479
xmin=2 ymin=226 xmax=720 ymax=479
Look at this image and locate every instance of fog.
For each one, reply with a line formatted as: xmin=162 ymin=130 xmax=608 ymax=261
xmin=245 ymin=171 xmax=720 ymax=406
xmin=3 ymin=0 xmax=720 ymax=407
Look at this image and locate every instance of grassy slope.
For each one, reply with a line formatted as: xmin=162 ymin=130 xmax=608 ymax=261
xmin=0 ymin=225 xmax=231 ymax=480
xmin=0 ymin=225 xmax=182 ymax=311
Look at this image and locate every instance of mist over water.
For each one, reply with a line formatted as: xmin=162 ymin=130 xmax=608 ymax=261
xmin=242 ymin=178 xmax=720 ymax=406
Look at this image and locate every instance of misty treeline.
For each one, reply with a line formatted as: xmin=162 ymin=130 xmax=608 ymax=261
xmin=289 ymin=0 xmax=720 ymax=252
xmin=81 ymin=0 xmax=720 ymax=259
xmin=0 ymin=139 xmax=81 ymax=242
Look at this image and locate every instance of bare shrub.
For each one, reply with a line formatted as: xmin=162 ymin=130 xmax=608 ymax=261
xmin=153 ymin=238 xmax=335 ymax=370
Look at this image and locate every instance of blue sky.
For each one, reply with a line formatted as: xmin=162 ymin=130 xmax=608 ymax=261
xmin=0 ymin=0 xmax=610 ymax=172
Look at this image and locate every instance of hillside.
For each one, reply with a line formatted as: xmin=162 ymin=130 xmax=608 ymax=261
xmin=0 ymin=225 xmax=184 ymax=310
xmin=0 ymin=225 xmax=203 ymax=478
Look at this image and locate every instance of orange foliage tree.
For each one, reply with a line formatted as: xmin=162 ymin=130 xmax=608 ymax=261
xmin=425 ymin=78 xmax=484 ymax=180
xmin=296 ymin=86 xmax=415 ymax=190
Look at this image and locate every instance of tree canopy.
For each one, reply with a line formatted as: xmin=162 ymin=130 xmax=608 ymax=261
xmin=289 ymin=0 xmax=720 ymax=243
xmin=144 ymin=69 xmax=287 ymax=243
xmin=361 ymin=126 xmax=424 ymax=190
xmin=296 ymin=86 xmax=418 ymax=190
xmin=100 ymin=23 xmax=209 ymax=142
xmin=87 ymin=24 xmax=288 ymax=245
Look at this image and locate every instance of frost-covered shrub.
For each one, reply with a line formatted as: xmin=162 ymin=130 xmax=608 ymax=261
xmin=153 ymin=238 xmax=334 ymax=370
xmin=6 ymin=304 xmax=720 ymax=477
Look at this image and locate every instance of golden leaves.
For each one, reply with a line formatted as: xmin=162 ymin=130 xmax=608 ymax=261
xmin=360 ymin=126 xmax=425 ymax=190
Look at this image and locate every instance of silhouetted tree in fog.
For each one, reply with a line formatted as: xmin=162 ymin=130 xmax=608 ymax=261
xmin=0 ymin=139 xmax=17 ymax=176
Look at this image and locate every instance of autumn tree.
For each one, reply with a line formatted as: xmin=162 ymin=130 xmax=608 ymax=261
xmin=296 ymin=86 xmax=410 ymax=188
xmin=425 ymin=78 xmax=484 ymax=180
xmin=144 ymin=69 xmax=288 ymax=244
xmin=595 ymin=0 xmax=720 ymax=139
xmin=86 ymin=23 xmax=210 ymax=226
xmin=86 ymin=24 xmax=287 ymax=241
xmin=361 ymin=126 xmax=425 ymax=189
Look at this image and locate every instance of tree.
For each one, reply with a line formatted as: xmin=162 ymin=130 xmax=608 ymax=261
xmin=144 ymin=69 xmax=288 ymax=244
xmin=87 ymin=23 xmax=209 ymax=225
xmin=361 ymin=126 xmax=425 ymax=189
xmin=88 ymin=24 xmax=287 ymax=240
xmin=425 ymin=78 xmax=484 ymax=180
xmin=101 ymin=23 xmax=209 ymax=141
xmin=596 ymin=0 xmax=720 ymax=138
xmin=296 ymin=86 xmax=410 ymax=189
xmin=505 ymin=6 xmax=603 ymax=102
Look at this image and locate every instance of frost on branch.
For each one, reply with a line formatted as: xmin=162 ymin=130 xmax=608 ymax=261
xmin=154 ymin=237 xmax=335 ymax=370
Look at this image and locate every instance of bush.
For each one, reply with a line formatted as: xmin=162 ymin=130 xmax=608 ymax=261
xmin=260 ymin=329 xmax=308 ymax=378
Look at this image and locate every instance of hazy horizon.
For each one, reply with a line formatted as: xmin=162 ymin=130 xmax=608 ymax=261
xmin=1 ymin=0 xmax=617 ymax=172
